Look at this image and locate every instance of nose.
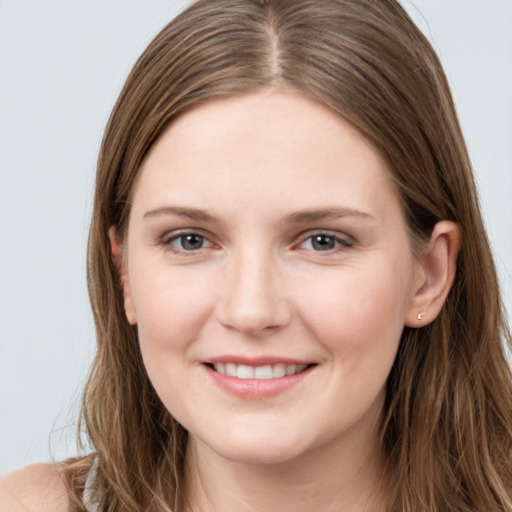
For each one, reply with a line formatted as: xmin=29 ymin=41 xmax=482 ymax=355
xmin=216 ymin=248 xmax=292 ymax=336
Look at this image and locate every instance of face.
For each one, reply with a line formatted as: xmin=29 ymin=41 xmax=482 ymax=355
xmin=118 ymin=90 xmax=423 ymax=466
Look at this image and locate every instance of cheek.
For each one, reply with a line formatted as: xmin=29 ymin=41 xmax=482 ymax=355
xmin=129 ymin=263 xmax=215 ymax=359
xmin=130 ymin=265 xmax=217 ymax=416
xmin=292 ymin=259 xmax=412 ymax=362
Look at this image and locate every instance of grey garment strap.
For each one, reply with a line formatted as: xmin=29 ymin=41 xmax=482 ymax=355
xmin=82 ymin=457 xmax=102 ymax=512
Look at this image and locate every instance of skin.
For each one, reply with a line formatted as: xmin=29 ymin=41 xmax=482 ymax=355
xmin=0 ymin=89 xmax=459 ymax=511
xmin=113 ymin=90 xmax=460 ymax=511
xmin=0 ymin=464 xmax=69 ymax=512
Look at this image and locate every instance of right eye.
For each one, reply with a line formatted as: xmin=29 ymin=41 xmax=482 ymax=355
xmin=162 ymin=231 xmax=214 ymax=252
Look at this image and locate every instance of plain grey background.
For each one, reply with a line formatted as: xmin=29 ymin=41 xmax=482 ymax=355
xmin=1 ymin=1 xmax=511 ymax=475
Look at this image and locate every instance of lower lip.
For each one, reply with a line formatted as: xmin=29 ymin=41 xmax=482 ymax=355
xmin=203 ymin=364 xmax=315 ymax=399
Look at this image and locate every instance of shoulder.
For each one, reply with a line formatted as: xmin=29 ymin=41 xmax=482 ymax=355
xmin=0 ymin=463 xmax=70 ymax=512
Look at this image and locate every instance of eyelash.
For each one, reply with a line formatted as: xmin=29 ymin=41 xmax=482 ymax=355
xmin=159 ymin=230 xmax=355 ymax=254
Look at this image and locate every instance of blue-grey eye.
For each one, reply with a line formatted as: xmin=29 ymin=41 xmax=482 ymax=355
xmin=172 ymin=233 xmax=208 ymax=251
xmin=300 ymin=233 xmax=351 ymax=252
xmin=310 ymin=234 xmax=336 ymax=251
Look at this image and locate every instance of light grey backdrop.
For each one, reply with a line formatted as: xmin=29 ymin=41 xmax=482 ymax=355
xmin=1 ymin=0 xmax=511 ymax=474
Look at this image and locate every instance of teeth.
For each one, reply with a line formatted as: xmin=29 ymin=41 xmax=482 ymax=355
xmin=237 ymin=364 xmax=254 ymax=379
xmin=226 ymin=362 xmax=237 ymax=377
xmin=273 ymin=363 xmax=286 ymax=378
xmin=285 ymin=364 xmax=296 ymax=376
xmin=254 ymin=365 xmax=272 ymax=379
xmin=212 ymin=362 xmax=309 ymax=379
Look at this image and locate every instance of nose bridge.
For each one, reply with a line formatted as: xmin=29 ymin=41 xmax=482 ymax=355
xmin=217 ymin=242 xmax=290 ymax=335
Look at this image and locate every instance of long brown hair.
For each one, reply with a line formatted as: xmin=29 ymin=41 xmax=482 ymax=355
xmin=64 ymin=1 xmax=512 ymax=510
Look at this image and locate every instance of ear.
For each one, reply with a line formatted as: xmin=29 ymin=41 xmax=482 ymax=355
xmin=405 ymin=221 xmax=461 ymax=327
xmin=109 ymin=227 xmax=137 ymax=325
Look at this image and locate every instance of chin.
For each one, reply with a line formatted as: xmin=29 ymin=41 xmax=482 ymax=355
xmin=216 ymin=445 xmax=305 ymax=466
xmin=194 ymin=429 xmax=312 ymax=466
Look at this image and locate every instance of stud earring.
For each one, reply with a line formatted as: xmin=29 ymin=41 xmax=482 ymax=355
xmin=417 ymin=311 xmax=426 ymax=321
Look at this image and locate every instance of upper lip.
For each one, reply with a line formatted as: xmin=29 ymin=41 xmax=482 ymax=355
xmin=203 ymin=355 xmax=315 ymax=366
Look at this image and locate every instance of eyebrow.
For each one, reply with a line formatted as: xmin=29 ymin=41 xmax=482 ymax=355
xmin=143 ymin=205 xmax=375 ymax=223
xmin=143 ymin=206 xmax=215 ymax=221
xmin=285 ymin=207 xmax=375 ymax=223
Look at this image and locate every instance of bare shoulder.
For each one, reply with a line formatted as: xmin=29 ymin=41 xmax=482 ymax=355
xmin=0 ymin=463 xmax=70 ymax=512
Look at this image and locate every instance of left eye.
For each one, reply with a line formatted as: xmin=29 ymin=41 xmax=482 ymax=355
xmin=165 ymin=233 xmax=212 ymax=251
xmin=300 ymin=233 xmax=351 ymax=251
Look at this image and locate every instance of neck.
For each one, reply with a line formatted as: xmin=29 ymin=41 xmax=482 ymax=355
xmin=181 ymin=419 xmax=389 ymax=512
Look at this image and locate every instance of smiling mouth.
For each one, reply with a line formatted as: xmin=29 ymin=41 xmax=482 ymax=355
xmin=205 ymin=362 xmax=315 ymax=379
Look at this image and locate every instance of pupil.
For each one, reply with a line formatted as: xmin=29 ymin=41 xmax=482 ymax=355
xmin=312 ymin=235 xmax=334 ymax=251
xmin=182 ymin=234 xmax=203 ymax=250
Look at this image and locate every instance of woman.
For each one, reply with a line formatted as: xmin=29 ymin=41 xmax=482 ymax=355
xmin=2 ymin=0 xmax=511 ymax=510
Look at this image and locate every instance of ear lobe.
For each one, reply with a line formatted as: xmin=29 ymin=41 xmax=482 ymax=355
xmin=405 ymin=221 xmax=461 ymax=327
xmin=108 ymin=227 xmax=137 ymax=325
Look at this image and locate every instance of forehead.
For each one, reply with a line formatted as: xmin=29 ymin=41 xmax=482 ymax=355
xmin=131 ymin=90 xmax=401 ymax=223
